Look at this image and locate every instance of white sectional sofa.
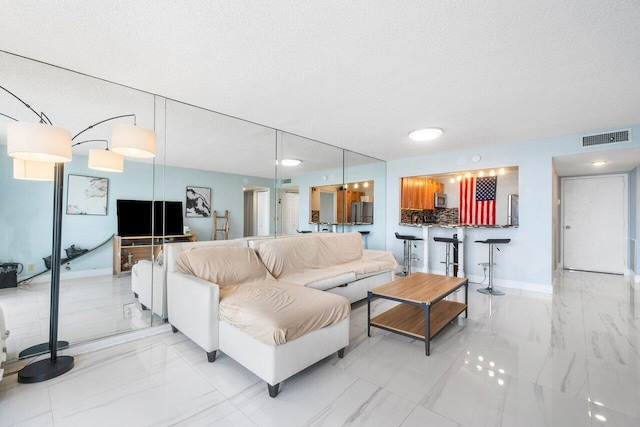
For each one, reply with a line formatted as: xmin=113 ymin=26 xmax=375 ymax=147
xmin=164 ymin=232 xmax=397 ymax=397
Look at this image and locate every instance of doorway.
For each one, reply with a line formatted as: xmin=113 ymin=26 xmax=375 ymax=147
xmin=243 ymin=187 xmax=271 ymax=237
xmin=281 ymin=190 xmax=299 ymax=235
xmin=561 ymin=174 xmax=627 ymax=274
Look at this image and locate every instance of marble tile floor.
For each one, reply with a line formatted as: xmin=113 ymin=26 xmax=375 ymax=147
xmin=0 ymin=274 xmax=159 ymax=361
xmin=1 ymin=271 xmax=639 ymax=426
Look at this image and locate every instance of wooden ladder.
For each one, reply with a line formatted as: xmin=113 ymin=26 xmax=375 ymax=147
xmin=213 ymin=210 xmax=229 ymax=240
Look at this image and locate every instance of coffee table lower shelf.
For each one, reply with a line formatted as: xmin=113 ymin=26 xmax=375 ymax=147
xmin=370 ymin=300 xmax=467 ymax=351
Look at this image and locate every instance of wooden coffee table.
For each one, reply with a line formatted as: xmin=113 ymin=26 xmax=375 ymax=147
xmin=367 ymin=272 xmax=468 ymax=356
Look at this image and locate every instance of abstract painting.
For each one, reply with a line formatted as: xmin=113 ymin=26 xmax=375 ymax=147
xmin=66 ymin=175 xmax=109 ymax=215
xmin=186 ymin=186 xmax=212 ymax=218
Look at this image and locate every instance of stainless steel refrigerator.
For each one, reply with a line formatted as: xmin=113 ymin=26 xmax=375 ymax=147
xmin=351 ymin=201 xmax=373 ymax=223
xmin=507 ymin=194 xmax=519 ymax=226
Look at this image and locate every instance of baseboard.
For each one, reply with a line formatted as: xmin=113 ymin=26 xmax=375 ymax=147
xmin=413 ymin=267 xmax=552 ymax=294
xmin=27 ymin=268 xmax=113 ymax=284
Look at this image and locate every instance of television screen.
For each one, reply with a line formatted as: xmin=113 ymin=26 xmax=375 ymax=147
xmin=154 ymin=201 xmax=184 ymax=236
xmin=117 ymin=200 xmax=152 ymax=237
xmin=117 ymin=200 xmax=184 ymax=237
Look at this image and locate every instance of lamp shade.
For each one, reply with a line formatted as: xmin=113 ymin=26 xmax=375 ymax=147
xmin=13 ymin=158 xmax=55 ymax=181
xmin=110 ymin=124 xmax=156 ymax=158
xmin=88 ymin=149 xmax=124 ymax=172
xmin=7 ymin=122 xmax=72 ymax=163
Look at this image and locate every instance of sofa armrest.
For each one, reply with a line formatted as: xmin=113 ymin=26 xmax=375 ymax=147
xmin=167 ymin=271 xmax=220 ymax=353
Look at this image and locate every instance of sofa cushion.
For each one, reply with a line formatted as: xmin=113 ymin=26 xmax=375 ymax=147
xmin=280 ymin=270 xmax=357 ymax=291
xmin=218 ymin=281 xmax=350 ymax=345
xmin=252 ymin=232 xmax=363 ymax=278
xmin=176 ymin=246 xmax=274 ymax=286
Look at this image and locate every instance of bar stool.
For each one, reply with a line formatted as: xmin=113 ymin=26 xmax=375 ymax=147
xmin=475 ymin=239 xmax=511 ymax=295
xmin=395 ymin=232 xmax=423 ymax=276
xmin=433 ymin=235 xmax=462 ymax=276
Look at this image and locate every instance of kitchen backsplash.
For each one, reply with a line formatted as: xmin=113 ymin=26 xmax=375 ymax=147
xmin=401 ymin=208 xmax=459 ymax=225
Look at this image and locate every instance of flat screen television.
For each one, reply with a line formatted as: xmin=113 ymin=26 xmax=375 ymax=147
xmin=117 ymin=199 xmax=184 ymax=237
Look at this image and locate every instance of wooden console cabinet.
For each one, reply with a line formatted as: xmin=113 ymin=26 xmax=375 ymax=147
xmin=112 ymin=234 xmax=197 ymax=277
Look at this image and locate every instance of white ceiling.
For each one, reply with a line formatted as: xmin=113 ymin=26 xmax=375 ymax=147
xmin=1 ymin=1 xmax=639 ymax=164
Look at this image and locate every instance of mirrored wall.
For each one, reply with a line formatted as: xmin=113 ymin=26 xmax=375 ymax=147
xmin=0 ymin=50 xmax=387 ymax=365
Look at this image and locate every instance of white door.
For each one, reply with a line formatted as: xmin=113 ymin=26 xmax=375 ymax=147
xmin=562 ymin=175 xmax=626 ymax=274
xmin=282 ymin=191 xmax=299 ymax=235
xmin=256 ymin=190 xmax=270 ymax=236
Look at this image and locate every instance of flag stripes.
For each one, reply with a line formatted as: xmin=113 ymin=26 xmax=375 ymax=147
xmin=459 ymin=177 xmax=496 ymax=225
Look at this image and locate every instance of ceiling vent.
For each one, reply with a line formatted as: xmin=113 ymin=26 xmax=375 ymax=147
xmin=582 ymin=129 xmax=630 ymax=147
xmin=282 ymin=178 xmax=292 ymax=184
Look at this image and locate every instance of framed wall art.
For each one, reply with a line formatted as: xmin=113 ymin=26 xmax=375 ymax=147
xmin=66 ymin=175 xmax=109 ymax=215
xmin=186 ymin=186 xmax=212 ymax=218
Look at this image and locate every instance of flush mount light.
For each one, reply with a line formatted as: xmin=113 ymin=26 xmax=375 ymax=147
xmin=280 ymin=159 xmax=302 ymax=166
xmin=591 ymin=161 xmax=607 ymax=166
xmin=408 ymin=127 xmax=443 ymax=142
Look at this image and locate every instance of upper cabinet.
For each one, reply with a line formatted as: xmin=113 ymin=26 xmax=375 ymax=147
xmin=401 ymin=177 xmax=444 ymax=209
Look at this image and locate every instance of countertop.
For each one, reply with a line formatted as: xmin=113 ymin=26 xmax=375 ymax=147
xmin=399 ymin=223 xmax=518 ymax=229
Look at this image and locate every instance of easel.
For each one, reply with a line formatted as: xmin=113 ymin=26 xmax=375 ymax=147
xmin=213 ymin=210 xmax=229 ymax=240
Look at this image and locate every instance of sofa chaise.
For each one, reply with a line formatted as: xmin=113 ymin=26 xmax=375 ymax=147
xmin=164 ymin=232 xmax=398 ymax=397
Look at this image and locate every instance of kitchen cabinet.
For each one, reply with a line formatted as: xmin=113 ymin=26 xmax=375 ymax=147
xmin=401 ymin=177 xmax=444 ymax=209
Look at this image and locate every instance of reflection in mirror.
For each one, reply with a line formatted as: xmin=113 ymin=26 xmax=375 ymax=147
xmin=276 ymin=131 xmax=344 ymax=235
xmin=310 ymin=181 xmax=374 ymax=224
xmin=164 ymin=100 xmax=277 ymax=241
xmin=400 ymin=166 xmax=519 ymax=226
xmin=344 ymin=151 xmax=387 ymax=250
xmin=0 ymin=51 xmax=157 ymax=362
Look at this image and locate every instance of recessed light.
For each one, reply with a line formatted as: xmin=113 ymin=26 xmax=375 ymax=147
xmin=591 ymin=161 xmax=607 ymax=166
xmin=408 ymin=128 xmax=443 ymax=142
xmin=280 ymin=159 xmax=302 ymax=166
xmin=499 ymin=168 xmax=505 ymax=175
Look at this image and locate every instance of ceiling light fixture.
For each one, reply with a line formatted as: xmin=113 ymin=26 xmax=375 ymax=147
xmin=280 ymin=159 xmax=302 ymax=166
xmin=408 ymin=127 xmax=443 ymax=142
xmin=591 ymin=161 xmax=607 ymax=166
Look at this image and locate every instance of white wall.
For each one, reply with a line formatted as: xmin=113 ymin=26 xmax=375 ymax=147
xmin=386 ymin=124 xmax=640 ymax=289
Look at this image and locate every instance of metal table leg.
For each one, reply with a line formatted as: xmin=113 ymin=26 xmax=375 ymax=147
xmin=424 ymin=303 xmax=431 ymax=356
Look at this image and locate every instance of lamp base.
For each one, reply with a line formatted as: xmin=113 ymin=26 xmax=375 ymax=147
xmin=17 ymin=356 xmax=74 ymax=383
xmin=19 ymin=341 xmax=69 ymax=359
xmin=477 ymin=287 xmax=505 ymax=296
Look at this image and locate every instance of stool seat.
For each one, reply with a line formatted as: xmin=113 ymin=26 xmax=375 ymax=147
xmin=475 ymin=239 xmax=510 ymax=244
xmin=395 ymin=232 xmax=423 ymax=241
xmin=434 ymin=237 xmax=462 ymax=244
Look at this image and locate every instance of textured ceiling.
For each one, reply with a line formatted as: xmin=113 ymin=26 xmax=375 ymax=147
xmin=1 ymin=1 xmax=639 ymax=164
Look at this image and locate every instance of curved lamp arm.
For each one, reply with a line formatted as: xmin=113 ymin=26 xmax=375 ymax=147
xmin=72 ymin=114 xmax=136 ymax=141
xmin=71 ymin=139 xmax=109 ymax=149
xmin=0 ymin=85 xmax=53 ymax=125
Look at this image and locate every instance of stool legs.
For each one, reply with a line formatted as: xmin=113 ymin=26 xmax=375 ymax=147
xmin=477 ymin=243 xmax=505 ymax=296
xmin=444 ymin=243 xmax=451 ymax=276
xmin=398 ymin=239 xmax=415 ymax=277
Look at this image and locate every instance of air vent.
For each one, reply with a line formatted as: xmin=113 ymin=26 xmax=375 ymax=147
xmin=582 ymin=130 xmax=630 ymax=147
xmin=282 ymin=178 xmax=292 ymax=184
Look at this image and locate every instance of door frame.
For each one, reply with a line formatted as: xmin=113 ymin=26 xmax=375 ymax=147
xmin=560 ymin=173 xmax=628 ymax=273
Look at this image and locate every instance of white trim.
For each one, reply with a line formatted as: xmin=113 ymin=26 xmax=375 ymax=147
xmin=26 ymin=267 xmax=112 ymax=284
xmin=60 ymin=323 xmax=171 ymax=357
xmin=635 ymin=274 xmax=640 ymax=284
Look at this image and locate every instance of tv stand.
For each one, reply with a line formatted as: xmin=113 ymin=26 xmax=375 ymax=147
xmin=113 ymin=234 xmax=197 ymax=277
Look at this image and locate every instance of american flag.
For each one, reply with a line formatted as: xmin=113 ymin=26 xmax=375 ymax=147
xmin=459 ymin=176 xmax=497 ymax=225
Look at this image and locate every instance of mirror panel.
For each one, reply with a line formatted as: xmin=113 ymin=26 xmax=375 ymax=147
xmin=276 ymin=131 xmax=345 ymax=234
xmin=400 ymin=166 xmax=519 ymax=226
xmin=344 ymin=150 xmax=387 ymax=249
xmin=0 ymin=51 xmax=157 ymax=361
xmin=164 ymin=100 xmax=277 ymax=241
